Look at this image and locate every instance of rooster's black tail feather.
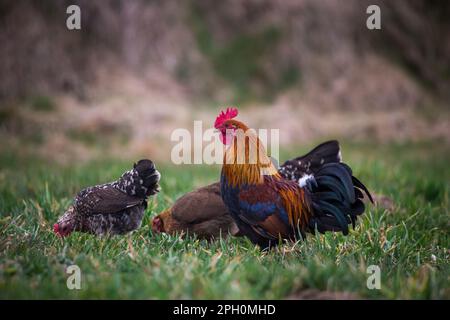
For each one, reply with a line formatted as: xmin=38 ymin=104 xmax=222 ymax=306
xmin=307 ymin=163 xmax=371 ymax=235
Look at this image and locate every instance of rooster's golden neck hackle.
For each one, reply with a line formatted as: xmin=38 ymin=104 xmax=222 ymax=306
xmin=221 ymin=118 xmax=279 ymax=187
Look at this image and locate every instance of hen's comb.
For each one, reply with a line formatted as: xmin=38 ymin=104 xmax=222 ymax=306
xmin=214 ymin=107 xmax=238 ymax=128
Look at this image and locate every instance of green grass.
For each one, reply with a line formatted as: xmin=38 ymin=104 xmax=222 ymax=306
xmin=0 ymin=141 xmax=449 ymax=299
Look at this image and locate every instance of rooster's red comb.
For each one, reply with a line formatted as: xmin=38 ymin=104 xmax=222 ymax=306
xmin=214 ymin=107 xmax=238 ymax=128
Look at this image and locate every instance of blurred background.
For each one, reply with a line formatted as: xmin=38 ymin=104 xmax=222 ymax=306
xmin=0 ymin=0 xmax=449 ymax=164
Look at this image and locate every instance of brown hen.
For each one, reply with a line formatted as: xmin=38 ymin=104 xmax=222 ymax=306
xmin=152 ymin=182 xmax=240 ymax=239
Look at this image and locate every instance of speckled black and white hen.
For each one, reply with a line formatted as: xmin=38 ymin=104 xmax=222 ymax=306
xmin=54 ymin=159 xmax=160 ymax=237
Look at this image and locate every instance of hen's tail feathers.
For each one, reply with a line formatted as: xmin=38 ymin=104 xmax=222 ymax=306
xmin=133 ymin=159 xmax=161 ymax=197
xmin=279 ymin=140 xmax=341 ymax=181
xmin=116 ymin=159 xmax=161 ymax=198
xmin=307 ymin=163 xmax=372 ymax=235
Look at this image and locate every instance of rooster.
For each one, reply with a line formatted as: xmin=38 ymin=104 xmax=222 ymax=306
xmin=152 ymin=141 xmax=342 ymax=239
xmin=215 ymin=107 xmax=372 ymax=249
xmin=54 ymin=159 xmax=161 ymax=237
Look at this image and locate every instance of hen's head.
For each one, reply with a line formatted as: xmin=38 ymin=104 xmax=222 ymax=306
xmin=54 ymin=206 xmax=76 ymax=237
xmin=151 ymin=216 xmax=164 ymax=233
xmin=214 ymin=107 xmax=240 ymax=145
